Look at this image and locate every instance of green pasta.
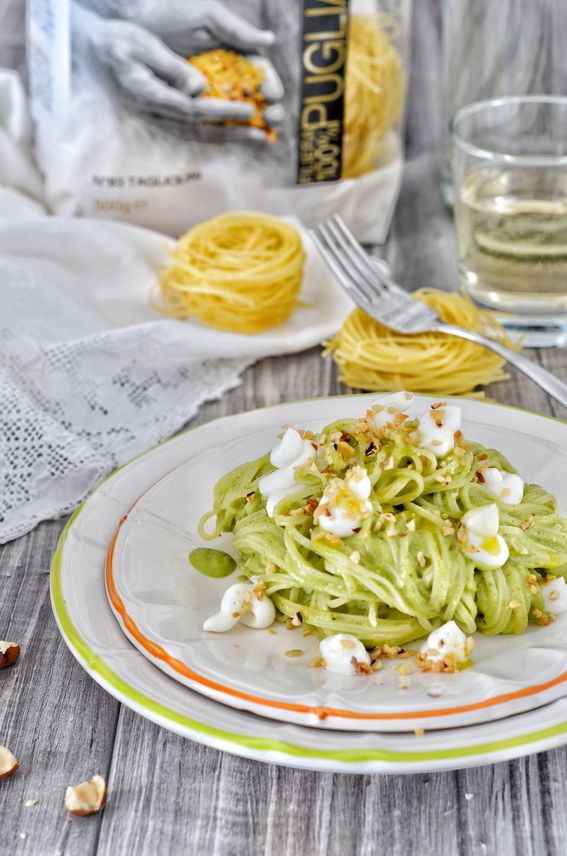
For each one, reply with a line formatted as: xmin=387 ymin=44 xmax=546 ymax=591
xmin=199 ymin=410 xmax=567 ymax=648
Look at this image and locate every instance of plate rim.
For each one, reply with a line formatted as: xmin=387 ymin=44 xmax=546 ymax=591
xmin=50 ymin=394 xmax=567 ymax=768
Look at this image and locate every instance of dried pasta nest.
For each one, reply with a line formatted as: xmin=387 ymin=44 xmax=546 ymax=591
xmin=343 ymin=14 xmax=405 ymax=178
xmin=325 ymin=288 xmax=515 ymax=396
xmin=153 ymin=212 xmax=305 ymax=334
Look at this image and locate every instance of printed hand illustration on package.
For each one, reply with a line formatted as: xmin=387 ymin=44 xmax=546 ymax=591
xmin=27 ymin=0 xmax=410 ymax=239
xmin=72 ymin=1 xmax=284 ymax=143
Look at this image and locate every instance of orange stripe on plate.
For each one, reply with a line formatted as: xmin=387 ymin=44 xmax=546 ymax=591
xmin=105 ymin=516 xmax=567 ymax=722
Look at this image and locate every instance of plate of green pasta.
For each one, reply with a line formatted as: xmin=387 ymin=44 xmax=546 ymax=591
xmin=105 ymin=394 xmax=567 ymax=732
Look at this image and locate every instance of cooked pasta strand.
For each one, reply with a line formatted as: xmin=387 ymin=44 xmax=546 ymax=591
xmin=199 ymin=413 xmax=567 ymax=647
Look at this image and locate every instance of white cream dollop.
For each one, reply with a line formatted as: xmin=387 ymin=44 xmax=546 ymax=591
xmin=368 ymin=391 xmax=414 ymax=429
xmin=203 ymin=582 xmax=276 ymax=633
xmin=417 ymin=404 xmax=461 ymax=458
xmin=461 ymin=504 xmax=509 ymax=568
xmin=259 ymin=427 xmax=314 ymax=518
xmin=316 ymin=466 xmax=373 ymax=538
xmin=421 ymin=620 xmax=468 ymax=664
xmin=320 ymin=633 xmax=371 ymax=675
xmin=542 ymin=577 xmax=567 ymax=616
xmin=482 ymin=468 xmax=524 ymax=505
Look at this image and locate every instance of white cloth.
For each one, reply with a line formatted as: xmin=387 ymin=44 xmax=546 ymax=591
xmin=0 ymin=71 xmax=45 ymax=216
xmin=0 ymin=71 xmax=357 ymax=543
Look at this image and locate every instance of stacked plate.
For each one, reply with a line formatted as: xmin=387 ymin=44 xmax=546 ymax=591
xmin=50 ymin=395 xmax=567 ymax=773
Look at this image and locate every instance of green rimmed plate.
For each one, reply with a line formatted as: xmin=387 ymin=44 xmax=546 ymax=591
xmin=51 ymin=395 xmax=567 ymax=773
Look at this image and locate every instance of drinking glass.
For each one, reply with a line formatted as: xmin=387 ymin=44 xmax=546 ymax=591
xmin=451 ymin=96 xmax=567 ymax=347
xmin=441 ymin=0 xmax=567 ymax=205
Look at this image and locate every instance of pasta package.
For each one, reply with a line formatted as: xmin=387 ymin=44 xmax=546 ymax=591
xmin=26 ymin=0 xmax=410 ymax=240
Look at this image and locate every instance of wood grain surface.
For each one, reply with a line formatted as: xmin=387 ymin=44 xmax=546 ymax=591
xmin=1 ymin=2 xmax=566 ymax=854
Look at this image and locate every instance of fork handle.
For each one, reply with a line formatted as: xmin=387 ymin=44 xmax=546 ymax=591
xmin=437 ymin=323 xmax=567 ymax=410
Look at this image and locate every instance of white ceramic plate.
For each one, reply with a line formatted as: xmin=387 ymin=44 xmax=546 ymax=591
xmin=104 ymin=396 xmax=567 ymax=733
xmin=50 ymin=395 xmax=567 ymax=773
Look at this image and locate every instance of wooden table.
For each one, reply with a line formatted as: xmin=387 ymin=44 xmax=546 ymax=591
xmin=2 ymin=3 xmax=567 ymax=854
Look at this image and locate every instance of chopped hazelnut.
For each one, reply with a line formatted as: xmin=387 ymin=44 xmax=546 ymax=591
xmin=351 ymin=657 xmax=373 ymax=675
xmin=0 ymin=642 xmax=20 ymax=670
xmin=64 ymin=775 xmax=106 ymax=817
xmin=0 ymin=746 xmax=19 ymax=780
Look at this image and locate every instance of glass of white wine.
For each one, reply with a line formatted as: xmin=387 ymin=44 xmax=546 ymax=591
xmin=451 ymin=96 xmax=567 ymax=347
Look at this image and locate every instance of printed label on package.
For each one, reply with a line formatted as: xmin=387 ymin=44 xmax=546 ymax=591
xmin=296 ymin=0 xmax=350 ymax=185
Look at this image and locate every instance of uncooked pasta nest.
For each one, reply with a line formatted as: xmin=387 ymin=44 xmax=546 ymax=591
xmin=343 ymin=14 xmax=405 ymax=178
xmin=325 ymin=289 xmax=516 ymax=396
xmin=153 ymin=212 xmax=305 ymax=334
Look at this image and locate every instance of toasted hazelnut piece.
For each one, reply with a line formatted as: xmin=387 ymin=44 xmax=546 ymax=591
xmin=64 ymin=775 xmax=106 ymax=816
xmin=0 ymin=641 xmax=20 ymax=670
xmin=0 ymin=746 xmax=19 ymax=779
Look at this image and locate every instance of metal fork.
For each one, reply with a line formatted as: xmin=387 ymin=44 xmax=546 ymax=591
xmin=311 ymin=215 xmax=567 ymax=410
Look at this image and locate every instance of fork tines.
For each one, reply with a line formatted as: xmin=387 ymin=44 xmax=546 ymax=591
xmin=310 ymin=214 xmax=395 ymax=304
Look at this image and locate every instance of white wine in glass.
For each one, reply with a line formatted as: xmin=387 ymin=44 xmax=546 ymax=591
xmin=457 ymin=166 xmax=567 ymax=311
xmin=451 ymin=96 xmax=567 ymax=346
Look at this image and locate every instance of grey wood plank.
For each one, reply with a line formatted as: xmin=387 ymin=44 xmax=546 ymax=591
xmin=0 ymin=519 xmax=119 ymax=856
xmin=455 ymin=757 xmax=541 ymax=856
xmin=97 ymin=707 xmax=464 ymax=856
xmin=537 ymin=748 xmax=567 ymax=853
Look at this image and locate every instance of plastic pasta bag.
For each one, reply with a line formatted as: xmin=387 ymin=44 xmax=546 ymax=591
xmin=27 ymin=0 xmax=410 ymax=240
